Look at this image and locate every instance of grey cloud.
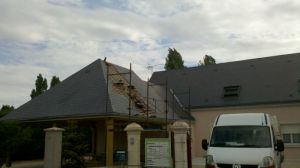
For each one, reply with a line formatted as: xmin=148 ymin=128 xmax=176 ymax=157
xmin=1 ymin=0 xmax=300 ymax=107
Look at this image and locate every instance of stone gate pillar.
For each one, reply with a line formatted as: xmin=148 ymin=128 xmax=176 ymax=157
xmin=124 ymin=122 xmax=143 ymax=168
xmin=44 ymin=127 xmax=65 ymax=168
xmin=171 ymin=121 xmax=189 ymax=168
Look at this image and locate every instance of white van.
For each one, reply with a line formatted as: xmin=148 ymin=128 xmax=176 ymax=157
xmin=202 ymin=113 xmax=284 ymax=168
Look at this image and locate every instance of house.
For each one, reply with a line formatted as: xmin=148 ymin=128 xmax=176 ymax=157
xmin=1 ymin=59 xmax=193 ymax=166
xmin=150 ymin=53 xmax=300 ymax=163
xmin=2 ymin=52 xmax=300 ymax=166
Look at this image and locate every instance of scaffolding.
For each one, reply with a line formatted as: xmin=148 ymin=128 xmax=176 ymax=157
xmin=105 ymin=61 xmax=191 ymax=124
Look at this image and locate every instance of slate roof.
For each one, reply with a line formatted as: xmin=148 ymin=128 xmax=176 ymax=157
xmin=2 ymin=59 xmax=193 ymax=121
xmin=150 ymin=53 xmax=300 ymax=109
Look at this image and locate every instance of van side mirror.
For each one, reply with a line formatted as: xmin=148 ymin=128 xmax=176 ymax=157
xmin=276 ymin=140 xmax=284 ymax=152
xmin=202 ymin=139 xmax=208 ymax=151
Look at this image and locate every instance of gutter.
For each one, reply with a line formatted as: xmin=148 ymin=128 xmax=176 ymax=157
xmin=188 ymin=100 xmax=300 ymax=110
xmin=1 ymin=112 xmax=193 ymax=123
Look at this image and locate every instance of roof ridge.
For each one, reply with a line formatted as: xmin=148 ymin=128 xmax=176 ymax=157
xmin=152 ymin=52 xmax=300 ymax=74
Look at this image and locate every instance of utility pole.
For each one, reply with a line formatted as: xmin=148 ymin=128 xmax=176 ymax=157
xmin=146 ymin=78 xmax=149 ymax=124
xmin=128 ymin=63 xmax=132 ymax=121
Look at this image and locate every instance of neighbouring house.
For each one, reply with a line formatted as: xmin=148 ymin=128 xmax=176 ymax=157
xmin=1 ymin=59 xmax=193 ymax=166
xmin=150 ymin=53 xmax=300 ymax=164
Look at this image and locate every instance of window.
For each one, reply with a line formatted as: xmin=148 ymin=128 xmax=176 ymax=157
xmin=282 ymin=133 xmax=300 ymax=144
xmin=293 ymin=133 xmax=300 ymax=143
xmin=283 ymin=134 xmax=291 ymax=143
xmin=298 ymin=79 xmax=300 ymax=92
xmin=223 ymin=85 xmax=241 ymax=98
xmin=281 ymin=124 xmax=300 ymax=146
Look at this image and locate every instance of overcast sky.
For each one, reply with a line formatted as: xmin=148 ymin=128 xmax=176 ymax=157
xmin=1 ymin=0 xmax=300 ymax=107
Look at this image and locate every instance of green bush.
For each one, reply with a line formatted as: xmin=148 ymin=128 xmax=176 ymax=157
xmin=62 ymin=127 xmax=90 ymax=168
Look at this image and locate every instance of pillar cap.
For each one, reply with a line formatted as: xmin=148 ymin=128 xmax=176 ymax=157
xmin=44 ymin=127 xmax=65 ymax=132
xmin=171 ymin=121 xmax=189 ymax=131
xmin=124 ymin=122 xmax=143 ymax=131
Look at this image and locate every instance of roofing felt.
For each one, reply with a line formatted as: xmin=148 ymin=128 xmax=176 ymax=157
xmin=2 ymin=59 xmax=192 ymax=121
xmin=150 ymin=53 xmax=300 ymax=108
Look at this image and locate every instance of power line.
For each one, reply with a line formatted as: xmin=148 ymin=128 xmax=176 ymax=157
xmin=146 ymin=64 xmax=164 ymax=73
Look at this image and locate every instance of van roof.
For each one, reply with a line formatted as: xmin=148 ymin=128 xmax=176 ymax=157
xmin=215 ymin=113 xmax=268 ymax=126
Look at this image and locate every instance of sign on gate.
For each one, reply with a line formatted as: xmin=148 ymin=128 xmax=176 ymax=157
xmin=145 ymin=138 xmax=171 ymax=167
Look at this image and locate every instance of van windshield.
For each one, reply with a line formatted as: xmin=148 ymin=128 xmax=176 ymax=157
xmin=210 ymin=126 xmax=272 ymax=148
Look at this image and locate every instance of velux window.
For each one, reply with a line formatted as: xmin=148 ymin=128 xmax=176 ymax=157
xmin=223 ymin=85 xmax=241 ymax=98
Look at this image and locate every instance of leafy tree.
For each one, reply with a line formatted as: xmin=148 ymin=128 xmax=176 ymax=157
xmin=12 ymin=126 xmax=45 ymax=161
xmin=50 ymin=76 xmax=61 ymax=88
xmin=164 ymin=48 xmax=184 ymax=70
xmin=0 ymin=122 xmax=32 ymax=167
xmin=199 ymin=55 xmax=216 ymax=66
xmin=62 ymin=127 xmax=90 ymax=168
xmin=0 ymin=105 xmax=14 ymax=118
xmin=30 ymin=74 xmax=48 ymax=99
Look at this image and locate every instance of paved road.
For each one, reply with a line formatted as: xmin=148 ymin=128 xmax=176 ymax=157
xmin=3 ymin=157 xmax=298 ymax=168
xmin=3 ymin=159 xmax=204 ymax=168
xmin=1 ymin=160 xmax=43 ymax=168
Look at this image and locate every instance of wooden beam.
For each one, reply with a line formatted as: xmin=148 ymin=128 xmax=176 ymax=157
xmin=106 ymin=118 xmax=114 ymax=166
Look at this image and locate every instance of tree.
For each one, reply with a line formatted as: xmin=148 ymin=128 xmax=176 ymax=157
xmin=30 ymin=74 xmax=48 ymax=99
xmin=164 ymin=48 xmax=184 ymax=70
xmin=50 ymin=76 xmax=61 ymax=88
xmin=0 ymin=122 xmax=32 ymax=167
xmin=199 ymin=55 xmax=216 ymax=66
xmin=0 ymin=105 xmax=14 ymax=118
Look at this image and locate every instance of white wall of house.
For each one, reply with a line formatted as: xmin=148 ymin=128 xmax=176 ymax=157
xmin=191 ymin=102 xmax=300 ymax=163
